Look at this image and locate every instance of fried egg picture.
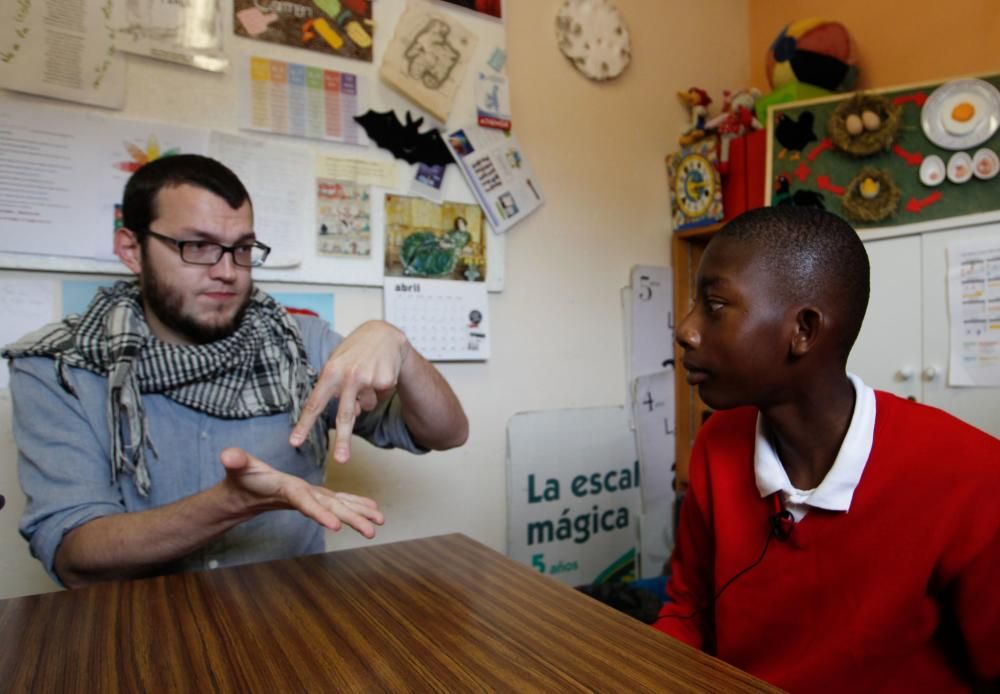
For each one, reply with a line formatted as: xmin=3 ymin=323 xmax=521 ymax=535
xmin=939 ymin=92 xmax=987 ymax=135
xmin=922 ymin=78 xmax=1000 ymax=150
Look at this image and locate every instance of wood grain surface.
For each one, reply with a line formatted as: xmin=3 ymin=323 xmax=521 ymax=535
xmin=0 ymin=534 xmax=778 ymax=692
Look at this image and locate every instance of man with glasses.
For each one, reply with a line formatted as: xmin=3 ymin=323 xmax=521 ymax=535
xmin=4 ymin=155 xmax=468 ymax=588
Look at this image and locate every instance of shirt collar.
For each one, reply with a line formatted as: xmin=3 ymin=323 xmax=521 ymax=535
xmin=754 ymin=373 xmax=876 ymax=512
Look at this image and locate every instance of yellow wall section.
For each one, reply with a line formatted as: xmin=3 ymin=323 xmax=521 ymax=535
xmin=748 ymin=1 xmax=1000 ymax=90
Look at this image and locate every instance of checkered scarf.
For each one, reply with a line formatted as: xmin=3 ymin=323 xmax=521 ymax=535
xmin=3 ymin=281 xmax=320 ymax=497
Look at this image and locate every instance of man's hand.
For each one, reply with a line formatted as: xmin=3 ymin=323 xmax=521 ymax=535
xmin=220 ymin=448 xmax=384 ymax=538
xmin=289 ymin=321 xmax=410 ymax=464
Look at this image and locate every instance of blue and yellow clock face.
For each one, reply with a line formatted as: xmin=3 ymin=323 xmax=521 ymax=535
xmin=674 ymin=153 xmax=717 ymax=218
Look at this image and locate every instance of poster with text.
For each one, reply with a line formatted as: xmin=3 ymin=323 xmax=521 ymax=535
xmin=0 ymin=0 xmax=125 ymax=109
xmin=507 ymin=406 xmax=640 ymax=587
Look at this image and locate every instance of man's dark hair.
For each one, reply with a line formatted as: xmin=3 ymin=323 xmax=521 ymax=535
xmin=715 ymin=206 xmax=870 ymax=360
xmin=121 ymin=154 xmax=252 ymax=233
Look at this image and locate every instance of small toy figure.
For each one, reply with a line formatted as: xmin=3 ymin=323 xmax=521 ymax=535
xmin=706 ymin=88 xmax=763 ymax=172
xmin=678 ymin=87 xmax=713 ymax=146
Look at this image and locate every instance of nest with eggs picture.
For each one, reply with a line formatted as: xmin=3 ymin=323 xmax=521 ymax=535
xmin=828 ymin=93 xmax=902 ymax=157
xmin=841 ymin=167 xmax=901 ymax=223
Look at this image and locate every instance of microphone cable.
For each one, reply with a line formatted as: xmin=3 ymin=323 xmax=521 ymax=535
xmin=660 ymin=495 xmax=793 ymax=622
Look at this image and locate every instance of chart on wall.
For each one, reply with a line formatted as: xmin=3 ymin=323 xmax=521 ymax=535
xmin=242 ymin=56 xmax=369 ymax=145
xmin=766 ymin=73 xmax=1000 ymax=232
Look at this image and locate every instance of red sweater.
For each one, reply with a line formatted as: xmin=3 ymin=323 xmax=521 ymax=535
xmin=654 ymin=392 xmax=1000 ymax=692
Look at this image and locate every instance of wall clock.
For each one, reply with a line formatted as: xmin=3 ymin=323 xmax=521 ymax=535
xmin=667 ymin=137 xmax=724 ymax=230
xmin=555 ymin=0 xmax=631 ymax=81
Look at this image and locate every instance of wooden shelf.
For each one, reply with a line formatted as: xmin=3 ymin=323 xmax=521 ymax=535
xmin=673 ymin=221 xmax=725 ymax=241
xmin=671 ymin=222 xmax=724 ymax=492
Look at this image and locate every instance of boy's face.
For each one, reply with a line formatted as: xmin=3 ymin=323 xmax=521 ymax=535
xmin=675 ymin=238 xmax=794 ymax=410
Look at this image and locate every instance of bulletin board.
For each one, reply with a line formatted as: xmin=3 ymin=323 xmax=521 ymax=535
xmin=765 ymin=72 xmax=1000 ymax=233
xmin=0 ymin=0 xmax=510 ymax=291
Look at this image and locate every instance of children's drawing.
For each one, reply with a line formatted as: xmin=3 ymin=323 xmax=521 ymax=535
xmin=384 ymin=194 xmax=486 ymax=281
xmin=316 ymin=179 xmax=371 ymax=257
xmin=379 ymin=4 xmax=475 ymax=122
xmin=405 ymin=19 xmax=461 ymax=89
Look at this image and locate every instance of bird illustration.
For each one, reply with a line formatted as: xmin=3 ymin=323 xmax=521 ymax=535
xmin=775 ymin=111 xmax=817 ymax=159
xmin=773 ymin=175 xmax=825 ymax=209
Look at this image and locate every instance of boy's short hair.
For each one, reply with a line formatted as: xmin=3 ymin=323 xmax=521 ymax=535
xmin=121 ymin=154 xmax=252 ymax=234
xmin=716 ymin=207 xmax=870 ymax=359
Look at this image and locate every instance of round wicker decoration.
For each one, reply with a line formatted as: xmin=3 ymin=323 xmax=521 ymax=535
xmin=828 ymin=93 xmax=902 ymax=157
xmin=841 ymin=167 xmax=901 ymax=223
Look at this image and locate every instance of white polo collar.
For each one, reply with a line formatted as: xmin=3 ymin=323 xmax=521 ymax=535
xmin=754 ymin=373 xmax=876 ymax=520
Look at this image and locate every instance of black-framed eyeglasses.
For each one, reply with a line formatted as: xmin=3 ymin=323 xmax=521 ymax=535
xmin=140 ymin=228 xmax=271 ymax=267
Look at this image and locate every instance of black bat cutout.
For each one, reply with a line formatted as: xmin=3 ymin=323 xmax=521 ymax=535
xmin=354 ymin=110 xmax=454 ymax=168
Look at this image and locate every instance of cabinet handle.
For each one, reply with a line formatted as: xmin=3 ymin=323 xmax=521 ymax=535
xmin=922 ymin=366 xmax=939 ymax=382
xmin=895 ymin=368 xmax=915 ymax=382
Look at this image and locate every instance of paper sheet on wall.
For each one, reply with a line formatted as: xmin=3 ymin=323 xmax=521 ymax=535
xmin=947 ymin=238 xmax=1000 ymax=386
xmin=0 ymin=0 xmax=126 ymax=109
xmin=631 ymin=370 xmax=676 ymax=510
xmin=378 ymin=1 xmax=476 ymax=123
xmin=208 ymin=132 xmax=309 ymax=268
xmin=242 ymin=55 xmax=368 ymax=146
xmin=383 ymin=278 xmax=489 ymax=361
xmin=0 ymin=98 xmax=209 ymax=261
xmin=112 ymin=0 xmax=228 ymax=72
xmin=0 ymin=100 xmax=101 ymax=258
xmin=444 ymin=123 xmax=544 ymax=234
xmin=0 ymin=279 xmax=57 ymax=389
xmin=628 ymin=265 xmax=674 ymax=379
xmin=316 ymin=155 xmax=399 ymax=188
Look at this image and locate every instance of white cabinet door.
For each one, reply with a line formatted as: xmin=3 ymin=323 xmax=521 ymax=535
xmin=921 ymin=222 xmax=1000 ymax=438
xmin=849 ymin=234 xmax=923 ymax=401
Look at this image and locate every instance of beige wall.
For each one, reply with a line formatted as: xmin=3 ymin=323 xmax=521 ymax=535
xmin=0 ymin=0 xmax=750 ymax=598
xmin=748 ymin=0 xmax=1000 ymax=90
xmin=324 ymin=0 xmax=752 ymax=555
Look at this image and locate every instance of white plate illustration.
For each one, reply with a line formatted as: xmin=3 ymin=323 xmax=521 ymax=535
xmin=921 ymin=78 xmax=1000 ymax=150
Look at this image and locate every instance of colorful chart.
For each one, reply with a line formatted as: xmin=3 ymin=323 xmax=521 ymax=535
xmin=244 ymin=56 xmax=367 ymax=146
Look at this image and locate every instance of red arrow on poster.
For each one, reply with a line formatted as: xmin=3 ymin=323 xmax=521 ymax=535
xmin=905 ymin=191 xmax=942 ymax=214
xmin=816 ymin=174 xmax=846 ymax=196
xmin=807 ymin=138 xmax=833 ymax=162
xmin=893 ymin=92 xmax=928 ymax=107
xmin=893 ymin=144 xmax=924 ymax=166
xmin=794 ymin=162 xmax=812 ymax=181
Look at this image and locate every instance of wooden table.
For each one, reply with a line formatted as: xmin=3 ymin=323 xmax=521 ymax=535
xmin=0 ymin=534 xmax=777 ymax=692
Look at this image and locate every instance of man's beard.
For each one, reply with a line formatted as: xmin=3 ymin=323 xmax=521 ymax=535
xmin=141 ymin=258 xmax=252 ymax=344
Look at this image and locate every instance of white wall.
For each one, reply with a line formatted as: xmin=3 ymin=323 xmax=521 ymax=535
xmin=0 ymin=0 xmax=749 ymax=598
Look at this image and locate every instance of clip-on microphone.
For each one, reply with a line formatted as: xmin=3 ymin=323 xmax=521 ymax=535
xmin=770 ymin=493 xmax=795 ymax=541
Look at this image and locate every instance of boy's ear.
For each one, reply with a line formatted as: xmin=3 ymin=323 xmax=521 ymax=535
xmin=790 ymin=306 xmax=824 ymax=357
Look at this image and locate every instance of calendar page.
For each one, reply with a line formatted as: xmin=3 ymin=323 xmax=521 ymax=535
xmin=383 ymin=279 xmax=490 ymax=361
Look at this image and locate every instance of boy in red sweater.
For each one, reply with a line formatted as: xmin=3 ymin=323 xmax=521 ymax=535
xmin=654 ymin=207 xmax=1000 ymax=692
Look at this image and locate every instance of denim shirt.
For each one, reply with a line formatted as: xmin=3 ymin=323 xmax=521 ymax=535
xmin=10 ymin=315 xmax=424 ymax=583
